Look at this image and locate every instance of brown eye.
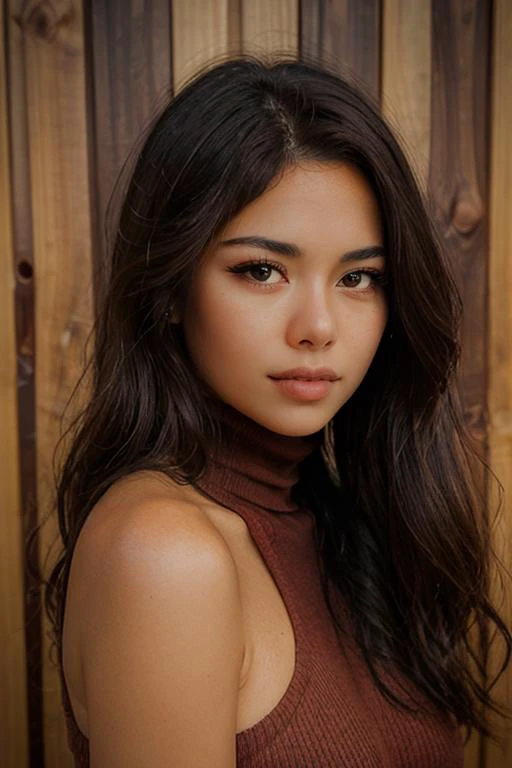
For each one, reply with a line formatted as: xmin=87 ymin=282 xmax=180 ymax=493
xmin=342 ymin=272 xmax=362 ymax=287
xmin=227 ymin=260 xmax=285 ymax=284
xmin=338 ymin=269 xmax=387 ymax=292
xmin=249 ymin=264 xmax=274 ymax=282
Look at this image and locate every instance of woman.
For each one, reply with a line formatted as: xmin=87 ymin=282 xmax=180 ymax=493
xmin=43 ymin=55 xmax=511 ymax=766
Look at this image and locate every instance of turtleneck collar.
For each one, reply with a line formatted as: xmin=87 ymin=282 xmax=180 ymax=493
xmin=194 ymin=398 xmax=324 ymax=513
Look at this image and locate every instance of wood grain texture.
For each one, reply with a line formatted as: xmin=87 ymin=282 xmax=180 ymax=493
xmin=429 ymin=5 xmax=491 ymax=766
xmin=241 ymin=0 xmax=298 ymax=56
xmin=429 ymin=0 xmax=490 ymax=447
xmin=300 ymin=0 xmax=381 ymax=98
xmin=381 ymin=0 xmax=431 ymax=190
xmin=228 ymin=0 xmax=243 ymax=55
xmin=6 ymin=2 xmax=42 ymax=764
xmin=16 ymin=0 xmax=94 ymax=764
xmin=485 ymin=0 xmax=512 ymax=765
xmin=172 ymin=0 xmax=231 ymax=93
xmin=88 ymin=0 xmax=172 ymax=296
xmin=382 ymin=4 xmax=482 ymax=758
xmin=0 ymin=4 xmax=29 ymax=767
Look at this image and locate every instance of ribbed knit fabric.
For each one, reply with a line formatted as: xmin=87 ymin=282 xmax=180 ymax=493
xmin=60 ymin=400 xmax=465 ymax=767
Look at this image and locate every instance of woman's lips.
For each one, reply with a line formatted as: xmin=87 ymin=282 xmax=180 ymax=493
xmin=269 ymin=376 xmax=334 ymax=401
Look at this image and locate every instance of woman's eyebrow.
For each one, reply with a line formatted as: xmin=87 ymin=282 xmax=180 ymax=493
xmin=218 ymin=235 xmax=384 ymax=262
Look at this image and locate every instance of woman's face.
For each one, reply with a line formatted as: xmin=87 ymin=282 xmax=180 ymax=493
xmin=180 ymin=161 xmax=388 ymax=436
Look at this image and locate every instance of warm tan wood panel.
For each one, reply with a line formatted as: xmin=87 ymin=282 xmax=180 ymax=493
xmin=241 ymin=0 xmax=298 ymax=56
xmin=300 ymin=0 xmax=381 ymax=98
xmin=172 ymin=0 xmax=231 ymax=93
xmin=0 ymin=3 xmax=29 ymax=766
xmin=88 ymin=0 xmax=172 ymax=293
xmin=485 ymin=0 xmax=512 ymax=765
xmin=381 ymin=0 xmax=431 ymax=190
xmin=15 ymin=0 xmax=94 ymax=764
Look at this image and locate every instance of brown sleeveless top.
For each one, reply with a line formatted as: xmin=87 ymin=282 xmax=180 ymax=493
xmin=60 ymin=400 xmax=464 ymax=766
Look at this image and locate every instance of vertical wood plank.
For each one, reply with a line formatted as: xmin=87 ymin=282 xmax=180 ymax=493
xmin=300 ymin=0 xmax=381 ymax=99
xmin=172 ymin=0 xmax=231 ymax=93
xmin=241 ymin=0 xmax=298 ymax=56
xmin=381 ymin=0 xmax=431 ymax=190
xmin=0 ymin=3 xmax=30 ymax=766
xmin=88 ymin=0 xmax=172 ymax=293
xmin=6 ymin=2 xmax=42 ymax=763
xmin=228 ymin=0 xmax=243 ymax=55
xmin=429 ymin=0 xmax=490 ymax=451
xmin=15 ymin=0 xmax=94 ymax=764
xmin=485 ymin=0 xmax=512 ymax=764
xmin=429 ymin=3 xmax=491 ymax=764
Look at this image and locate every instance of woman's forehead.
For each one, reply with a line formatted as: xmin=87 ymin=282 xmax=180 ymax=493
xmin=214 ymin=162 xmax=383 ymax=255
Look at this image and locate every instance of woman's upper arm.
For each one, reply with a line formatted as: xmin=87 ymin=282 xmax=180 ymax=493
xmin=76 ymin=499 xmax=244 ymax=768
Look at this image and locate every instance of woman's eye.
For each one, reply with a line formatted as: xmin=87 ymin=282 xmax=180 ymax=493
xmin=228 ymin=261 xmax=285 ymax=284
xmin=247 ymin=264 xmax=280 ymax=283
xmin=341 ymin=271 xmax=370 ymax=289
xmin=339 ymin=270 xmax=385 ymax=291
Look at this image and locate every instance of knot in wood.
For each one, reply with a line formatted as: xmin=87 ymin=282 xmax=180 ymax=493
xmin=20 ymin=0 xmax=71 ymax=42
xmin=451 ymin=194 xmax=483 ymax=235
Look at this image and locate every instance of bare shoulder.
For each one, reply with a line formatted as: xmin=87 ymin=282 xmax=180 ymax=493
xmin=66 ymin=470 xmax=244 ymax=767
xmin=79 ymin=467 xmax=250 ymax=553
xmin=70 ymin=469 xmax=243 ymax=643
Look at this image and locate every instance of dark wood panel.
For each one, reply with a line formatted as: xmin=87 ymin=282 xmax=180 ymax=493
xmin=300 ymin=0 xmax=381 ymax=99
xmin=6 ymin=3 xmax=41 ymax=765
xmin=429 ymin=0 xmax=491 ymax=446
xmin=87 ymin=0 xmax=172 ymax=298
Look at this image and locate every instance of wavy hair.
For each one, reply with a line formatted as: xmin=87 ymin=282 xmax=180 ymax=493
xmin=40 ymin=54 xmax=511 ymax=743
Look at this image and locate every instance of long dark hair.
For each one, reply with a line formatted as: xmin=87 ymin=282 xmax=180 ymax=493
xmin=41 ymin=54 xmax=511 ymax=742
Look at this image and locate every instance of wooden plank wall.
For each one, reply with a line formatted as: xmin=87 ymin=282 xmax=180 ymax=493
xmin=10 ymin=3 xmax=95 ymax=768
xmin=486 ymin=2 xmax=512 ymax=767
xmin=0 ymin=2 xmax=29 ymax=766
xmin=88 ymin=0 xmax=172 ymax=294
xmin=1 ymin=1 xmax=510 ymax=766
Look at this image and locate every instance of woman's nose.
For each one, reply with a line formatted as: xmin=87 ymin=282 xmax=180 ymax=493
xmin=285 ymin=289 xmax=337 ymax=350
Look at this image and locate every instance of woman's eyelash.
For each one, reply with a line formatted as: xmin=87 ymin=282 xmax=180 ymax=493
xmin=227 ymin=259 xmax=388 ymax=288
xmin=359 ymin=269 xmax=388 ymax=287
xmin=227 ymin=258 xmax=283 ymax=276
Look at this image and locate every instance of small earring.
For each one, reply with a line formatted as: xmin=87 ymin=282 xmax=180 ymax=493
xmin=165 ymin=304 xmax=179 ymax=324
